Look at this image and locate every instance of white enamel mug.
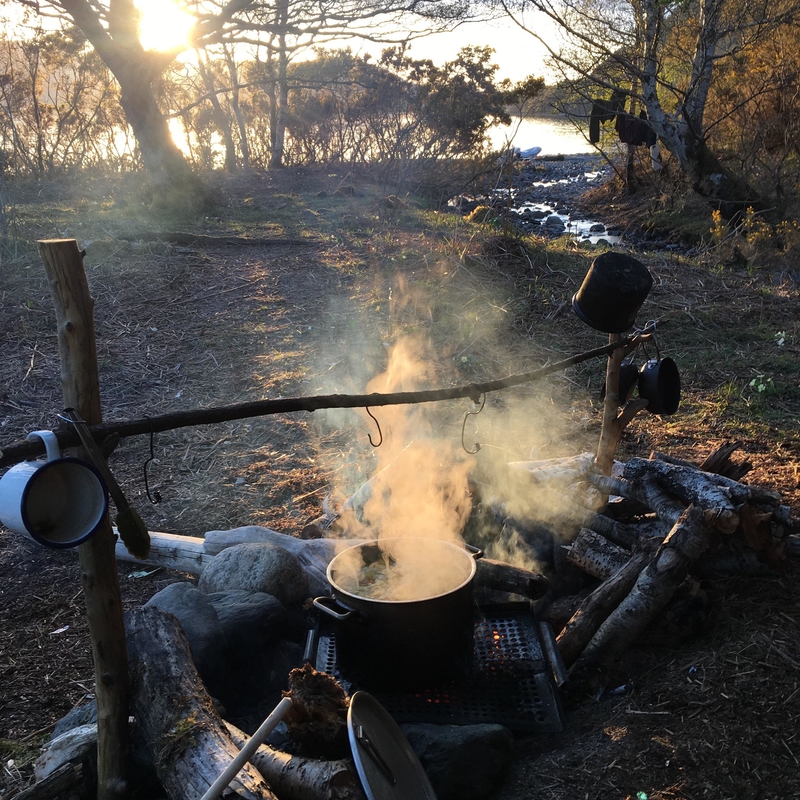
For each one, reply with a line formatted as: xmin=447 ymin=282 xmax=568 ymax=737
xmin=0 ymin=430 xmax=109 ymax=548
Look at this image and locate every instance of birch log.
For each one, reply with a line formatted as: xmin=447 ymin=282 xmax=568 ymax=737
xmin=556 ymin=550 xmax=652 ymax=667
xmin=225 ymin=723 xmax=366 ymax=800
xmin=622 ymin=459 xmax=739 ymax=532
xmin=125 ymin=607 xmax=277 ymax=800
xmin=565 ymin=528 xmax=631 ymax=579
xmin=571 ymin=505 xmax=710 ymax=678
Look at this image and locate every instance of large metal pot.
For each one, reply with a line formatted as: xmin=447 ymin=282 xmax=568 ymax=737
xmin=314 ymin=537 xmax=480 ymax=690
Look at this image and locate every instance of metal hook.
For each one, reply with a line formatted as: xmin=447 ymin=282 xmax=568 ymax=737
xmin=365 ymin=407 xmax=383 ymax=448
xmin=143 ymin=424 xmax=162 ymax=504
xmin=461 ymin=393 xmax=486 ymax=455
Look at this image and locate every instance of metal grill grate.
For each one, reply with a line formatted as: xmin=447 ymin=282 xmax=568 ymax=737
xmin=312 ymin=603 xmax=564 ymax=733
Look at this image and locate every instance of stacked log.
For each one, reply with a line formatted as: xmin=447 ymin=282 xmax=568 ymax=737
xmin=510 ymin=444 xmax=797 ymax=691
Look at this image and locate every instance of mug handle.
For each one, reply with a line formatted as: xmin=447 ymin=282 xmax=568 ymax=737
xmin=26 ymin=430 xmax=61 ymax=462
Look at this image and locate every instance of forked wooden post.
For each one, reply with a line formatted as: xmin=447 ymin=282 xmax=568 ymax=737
xmin=595 ymin=333 xmax=648 ymax=475
xmin=38 ymin=239 xmax=129 ymax=800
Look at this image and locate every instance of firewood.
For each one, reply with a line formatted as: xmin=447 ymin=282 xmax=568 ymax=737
xmin=586 ymin=472 xmax=682 ymax=524
xmin=565 ymin=528 xmax=631 ymax=580
xmin=225 ymin=722 xmax=366 ymax=800
xmin=8 ymin=762 xmax=85 ymax=800
xmin=282 ymin=664 xmax=350 ymax=759
xmin=125 ymin=607 xmax=277 ymax=800
xmin=506 ymin=452 xmax=595 ymax=485
xmin=697 ymin=441 xmax=752 ymax=480
xmin=556 ymin=550 xmax=653 ymax=667
xmin=570 ymin=505 xmax=710 ymax=682
xmin=583 ymin=512 xmax=666 ymax=548
xmin=651 ymin=452 xmax=779 ymax=505
xmin=623 ymin=459 xmax=740 ymax=532
xmin=474 ymin=557 xmax=549 ymax=599
xmin=639 ymin=473 xmax=686 ymax=525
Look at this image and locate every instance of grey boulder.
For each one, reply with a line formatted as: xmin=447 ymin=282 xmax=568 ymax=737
xmin=205 ymin=589 xmax=288 ymax=653
xmin=401 ymin=723 xmax=515 ymax=800
xmin=198 ymin=542 xmax=308 ymax=605
xmin=144 ymin=581 xmax=227 ymax=684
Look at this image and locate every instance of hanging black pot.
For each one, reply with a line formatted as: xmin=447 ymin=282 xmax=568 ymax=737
xmin=600 ymin=360 xmax=641 ymax=405
xmin=572 ymin=252 xmax=653 ymax=333
xmin=638 ymin=357 xmax=681 ymax=415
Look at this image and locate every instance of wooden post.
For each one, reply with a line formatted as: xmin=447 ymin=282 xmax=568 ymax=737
xmin=595 ymin=333 xmax=648 ymax=475
xmin=38 ymin=239 xmax=129 ymax=800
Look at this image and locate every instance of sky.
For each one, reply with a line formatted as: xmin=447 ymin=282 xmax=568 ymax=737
xmin=355 ymin=14 xmax=555 ymax=84
xmin=3 ymin=1 xmax=555 ymax=85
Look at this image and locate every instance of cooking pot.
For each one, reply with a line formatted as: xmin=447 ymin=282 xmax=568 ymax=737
xmin=314 ymin=537 xmax=481 ymax=690
xmin=600 ymin=360 xmax=640 ymax=406
xmin=572 ymin=252 xmax=653 ymax=333
xmin=638 ymin=357 xmax=681 ymax=415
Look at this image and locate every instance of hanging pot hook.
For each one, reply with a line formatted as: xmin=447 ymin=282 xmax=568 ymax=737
xmin=461 ymin=393 xmax=486 ymax=455
xmin=143 ymin=422 xmax=162 ymax=504
xmin=639 ymin=320 xmax=660 ymax=362
xmin=365 ymin=407 xmax=383 ymax=448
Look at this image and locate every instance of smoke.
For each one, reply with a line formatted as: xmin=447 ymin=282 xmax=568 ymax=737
xmin=311 ymin=265 xmax=603 ymax=578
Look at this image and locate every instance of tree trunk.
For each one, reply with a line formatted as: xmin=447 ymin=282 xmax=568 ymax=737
xmin=59 ymin=0 xmax=200 ymax=203
xmin=224 ymin=46 xmax=251 ymax=170
xmin=270 ymin=0 xmax=290 ymax=169
xmin=197 ymin=53 xmax=237 ymax=171
xmin=39 ymin=239 xmax=129 ymax=800
xmin=639 ymin=0 xmax=762 ymax=214
xmin=125 ymin=607 xmax=277 ymax=800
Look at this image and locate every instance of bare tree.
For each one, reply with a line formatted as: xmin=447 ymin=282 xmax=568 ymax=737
xmin=13 ymin=0 xmax=490 ymax=198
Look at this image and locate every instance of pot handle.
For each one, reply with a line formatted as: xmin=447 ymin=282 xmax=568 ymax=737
xmin=313 ymin=596 xmax=354 ymax=622
xmin=465 ymin=543 xmax=484 ymax=561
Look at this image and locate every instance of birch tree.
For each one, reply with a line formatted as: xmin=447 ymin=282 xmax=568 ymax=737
xmin=500 ymin=0 xmax=800 ymax=211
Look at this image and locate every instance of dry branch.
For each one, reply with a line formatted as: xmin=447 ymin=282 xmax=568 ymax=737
xmin=39 ymin=238 xmax=129 ymax=800
xmin=0 ymin=332 xmax=654 ymax=467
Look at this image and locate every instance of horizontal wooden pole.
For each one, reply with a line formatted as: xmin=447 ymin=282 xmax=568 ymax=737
xmin=1 ymin=329 xmax=654 ymax=467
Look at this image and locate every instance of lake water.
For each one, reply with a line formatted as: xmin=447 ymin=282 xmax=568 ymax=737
xmin=488 ymin=116 xmax=594 ymax=156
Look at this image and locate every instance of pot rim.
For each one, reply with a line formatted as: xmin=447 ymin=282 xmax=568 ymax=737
xmin=326 ymin=536 xmax=477 ymax=605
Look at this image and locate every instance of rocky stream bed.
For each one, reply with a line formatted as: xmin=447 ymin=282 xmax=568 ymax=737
xmin=452 ymin=154 xmax=687 ymax=253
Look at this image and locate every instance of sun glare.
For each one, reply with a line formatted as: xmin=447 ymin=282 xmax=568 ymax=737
xmin=135 ymin=0 xmax=195 ymax=52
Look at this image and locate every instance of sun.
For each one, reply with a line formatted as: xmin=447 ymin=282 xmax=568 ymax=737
xmin=135 ymin=0 xmax=195 ymax=52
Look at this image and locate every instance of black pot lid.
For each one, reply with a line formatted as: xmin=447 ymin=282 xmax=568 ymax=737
xmin=347 ymin=691 xmax=437 ymax=800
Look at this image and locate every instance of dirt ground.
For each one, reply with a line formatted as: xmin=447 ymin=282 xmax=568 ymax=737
xmin=1 ymin=168 xmax=799 ymax=799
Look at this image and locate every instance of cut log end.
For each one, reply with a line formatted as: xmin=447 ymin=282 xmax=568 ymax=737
xmin=283 ymin=664 xmax=350 ymax=759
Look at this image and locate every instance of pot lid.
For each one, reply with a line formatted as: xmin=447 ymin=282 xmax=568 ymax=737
xmin=347 ymin=691 xmax=437 ymax=800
